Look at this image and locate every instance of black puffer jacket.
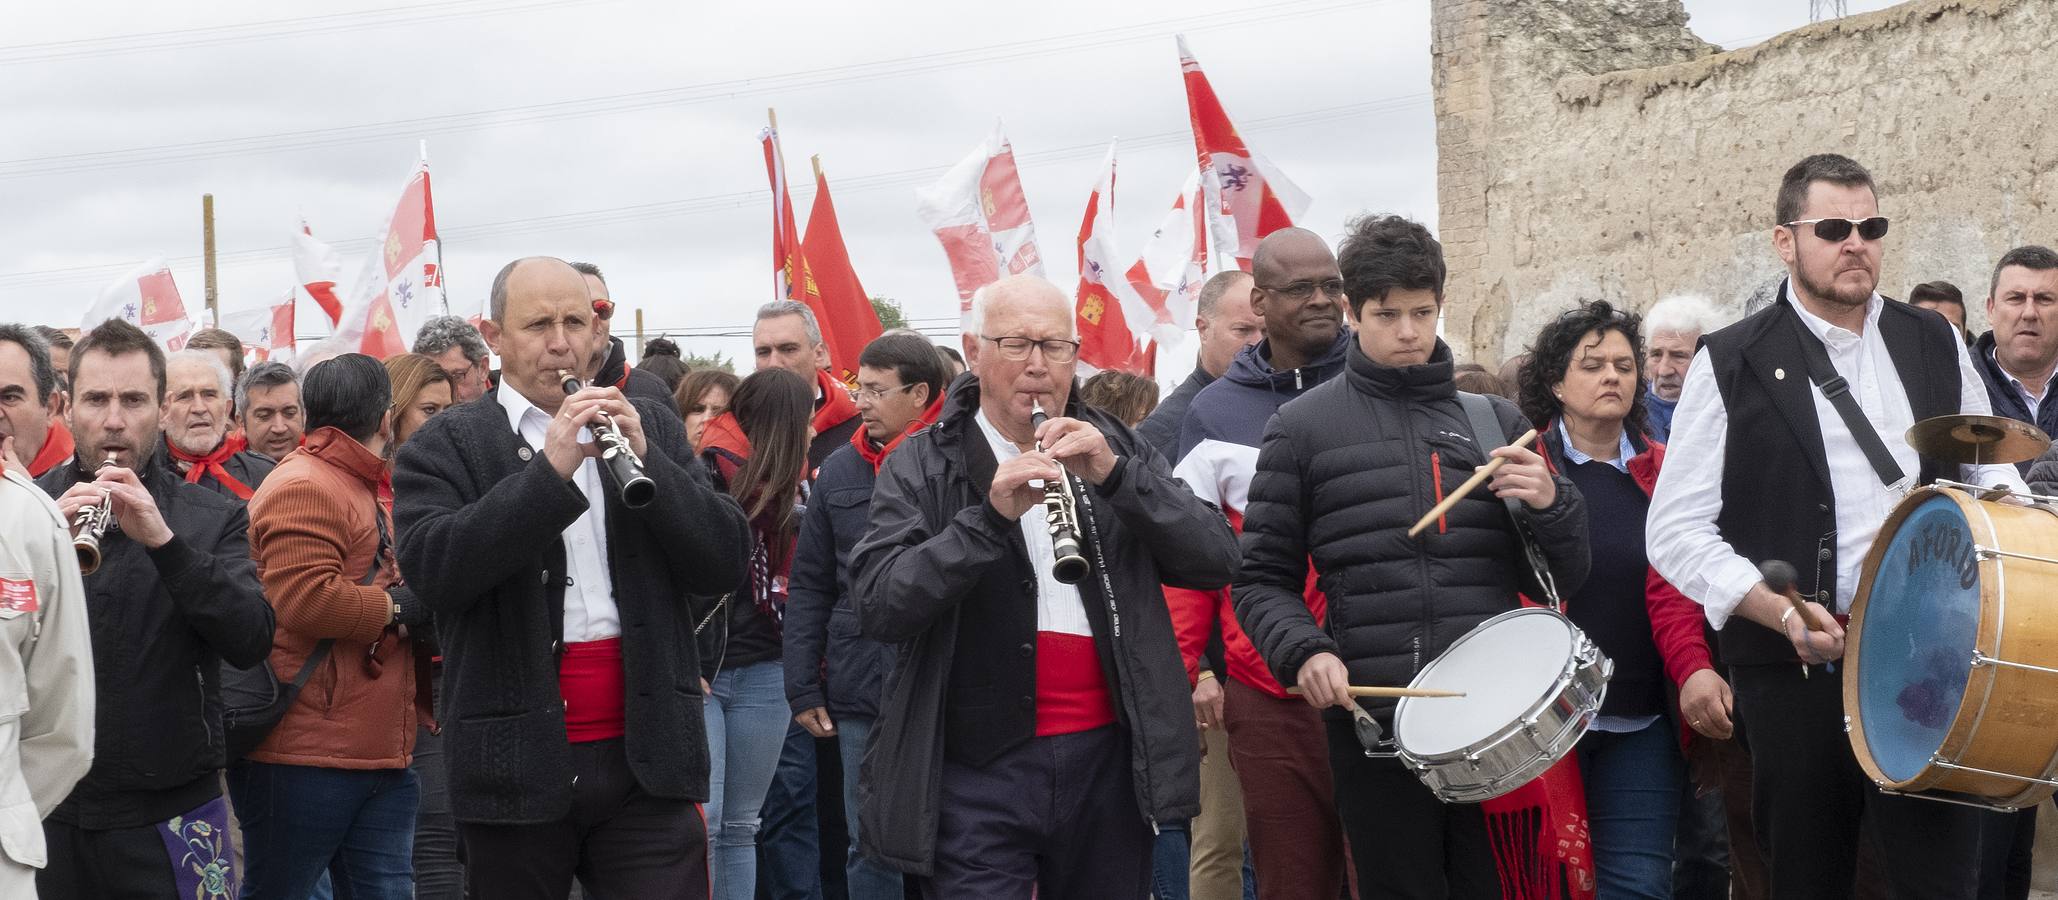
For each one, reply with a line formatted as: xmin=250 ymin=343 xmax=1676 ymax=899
xmin=1233 ymin=339 xmax=1590 ymax=721
xmin=849 ymin=375 xmax=1239 ymax=875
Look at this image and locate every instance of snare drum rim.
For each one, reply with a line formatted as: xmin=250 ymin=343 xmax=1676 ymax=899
xmin=1845 ymin=485 xmax=2002 ymax=793
xmin=1395 ymin=606 xmax=1584 ymax=765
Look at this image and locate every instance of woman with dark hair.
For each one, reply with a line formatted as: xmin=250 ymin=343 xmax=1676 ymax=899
xmin=638 ymin=354 xmax=690 ymax=395
xmin=677 ymin=369 xmax=740 ymax=453
xmin=694 ymin=367 xmax=813 ymax=900
xmin=1519 ymin=300 xmax=1728 ymax=899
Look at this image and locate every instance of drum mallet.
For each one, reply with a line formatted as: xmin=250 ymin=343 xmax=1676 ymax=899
xmin=1408 ymin=428 xmax=1541 ymax=538
xmin=1760 ymin=559 xmax=1835 ymax=676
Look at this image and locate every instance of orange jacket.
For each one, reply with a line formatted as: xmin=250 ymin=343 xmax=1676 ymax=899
xmin=246 ymin=426 xmax=415 ymax=769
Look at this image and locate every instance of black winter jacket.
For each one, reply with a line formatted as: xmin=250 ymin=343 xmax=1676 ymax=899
xmin=393 ymin=386 xmax=751 ymax=824
xmin=784 ymin=442 xmax=893 ymax=718
xmin=1233 ymin=339 xmax=1590 ymax=721
xmin=39 ymin=453 xmax=275 ymax=828
xmin=849 ymin=375 xmax=1239 ymax=875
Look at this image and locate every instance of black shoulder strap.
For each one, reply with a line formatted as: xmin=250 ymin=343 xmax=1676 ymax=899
xmin=1456 ymin=392 xmax=1561 ymax=608
xmin=285 ymin=505 xmax=389 ymax=692
xmin=1787 ymin=309 xmax=1906 ymax=488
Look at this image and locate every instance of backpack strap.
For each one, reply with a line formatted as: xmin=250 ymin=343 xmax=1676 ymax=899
xmin=284 ymin=505 xmax=389 ymax=694
xmin=1456 ymin=391 xmax=1562 ymax=609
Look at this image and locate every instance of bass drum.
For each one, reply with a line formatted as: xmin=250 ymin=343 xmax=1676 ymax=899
xmin=1846 ymin=485 xmax=2058 ymax=807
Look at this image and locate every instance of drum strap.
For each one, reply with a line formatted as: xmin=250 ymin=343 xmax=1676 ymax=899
xmin=1456 ymin=392 xmax=1563 ymax=609
xmin=1789 ymin=309 xmax=1907 ymax=488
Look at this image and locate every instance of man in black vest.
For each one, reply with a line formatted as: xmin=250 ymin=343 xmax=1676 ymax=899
xmin=1648 ymin=154 xmax=2026 ymax=899
xmin=394 ymin=256 xmax=751 ymax=900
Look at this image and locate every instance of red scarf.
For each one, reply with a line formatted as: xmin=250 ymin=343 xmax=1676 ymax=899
xmin=811 ymin=369 xmax=859 ymax=438
xmin=850 ymin=394 xmax=944 ymax=473
xmin=165 ymin=432 xmax=255 ymax=500
xmin=25 ymin=421 xmax=74 ymax=478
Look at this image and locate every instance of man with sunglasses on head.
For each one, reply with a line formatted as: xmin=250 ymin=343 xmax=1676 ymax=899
xmin=850 ymin=275 xmax=1237 ymax=897
xmin=571 ymin=263 xmax=683 ymax=415
xmin=1166 ymin=227 xmax=1354 ymax=899
xmin=1649 ymin=154 xmax=2024 ymax=899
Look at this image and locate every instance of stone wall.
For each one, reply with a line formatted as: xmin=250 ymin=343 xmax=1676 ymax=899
xmin=1431 ymin=0 xmax=2058 ymax=364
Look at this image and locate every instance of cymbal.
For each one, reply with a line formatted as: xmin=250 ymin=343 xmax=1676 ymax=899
xmin=1905 ymin=415 xmax=2052 ymax=466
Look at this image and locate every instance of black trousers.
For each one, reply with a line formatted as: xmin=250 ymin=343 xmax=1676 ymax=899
xmin=1730 ymin=663 xmax=1982 ymax=900
xmin=38 ymin=819 xmax=180 ymax=900
xmin=923 ymin=725 xmax=1152 ymax=899
xmin=458 ymin=738 xmax=708 ymax=900
xmin=1325 ymin=719 xmax=1497 ymax=900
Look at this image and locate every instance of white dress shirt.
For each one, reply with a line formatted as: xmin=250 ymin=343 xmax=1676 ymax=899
xmin=499 ymin=385 xmax=621 ymax=642
xmin=975 ymin=410 xmax=1092 ymax=638
xmin=1647 ymin=287 xmax=2026 ymax=629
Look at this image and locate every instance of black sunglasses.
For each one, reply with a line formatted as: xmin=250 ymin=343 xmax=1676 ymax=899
xmin=1782 ymin=216 xmax=1890 ymax=243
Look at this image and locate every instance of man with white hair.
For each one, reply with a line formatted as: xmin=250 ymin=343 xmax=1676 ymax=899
xmin=1642 ymin=294 xmax=1724 ymax=442
xmin=161 ymin=349 xmax=275 ymax=500
xmin=850 ymin=275 xmax=1237 ymax=896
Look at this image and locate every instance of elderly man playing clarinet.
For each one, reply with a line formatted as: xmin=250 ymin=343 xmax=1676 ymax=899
xmin=849 ymin=274 xmax=1239 ymax=898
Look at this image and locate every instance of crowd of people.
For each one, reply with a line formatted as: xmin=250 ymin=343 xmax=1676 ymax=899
xmin=1 ymin=150 xmax=2056 ymax=900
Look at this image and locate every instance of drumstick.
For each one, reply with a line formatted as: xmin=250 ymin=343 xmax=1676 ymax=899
xmin=1759 ymin=560 xmax=1828 ymax=633
xmin=1408 ymin=428 xmax=1540 ymax=538
xmin=1288 ymin=686 xmax=1468 ymax=699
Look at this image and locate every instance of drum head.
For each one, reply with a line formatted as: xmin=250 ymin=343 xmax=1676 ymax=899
xmin=1396 ymin=609 xmax=1573 ymax=757
xmin=1856 ymin=493 xmax=1984 ymax=784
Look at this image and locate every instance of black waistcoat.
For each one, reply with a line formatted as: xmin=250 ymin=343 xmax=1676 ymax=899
xmin=1702 ymin=286 xmax=1962 ymax=666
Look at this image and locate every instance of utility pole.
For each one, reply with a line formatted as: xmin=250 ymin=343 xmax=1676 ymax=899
xmin=634 ymin=308 xmax=645 ymax=359
xmin=202 ymin=193 xmax=218 ymax=327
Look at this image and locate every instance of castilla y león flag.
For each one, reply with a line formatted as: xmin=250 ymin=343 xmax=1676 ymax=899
xmin=219 ymin=291 xmax=296 ymax=364
xmin=1178 ymin=34 xmax=1310 ymax=271
xmin=1074 ymin=143 xmax=1150 ymax=374
xmin=82 ymin=258 xmax=192 ymax=351
xmin=915 ymin=118 xmax=1045 ymax=320
xmin=327 ymin=154 xmax=443 ymax=360
xmin=294 ymin=219 xmax=345 ymax=327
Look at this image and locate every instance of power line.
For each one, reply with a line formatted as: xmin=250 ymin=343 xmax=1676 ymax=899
xmin=0 ymin=92 xmax=1428 ymax=291
xmin=0 ymin=0 xmax=1386 ymax=181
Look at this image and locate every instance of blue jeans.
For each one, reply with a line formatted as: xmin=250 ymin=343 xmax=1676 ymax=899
xmin=835 ymin=714 xmax=904 ymax=900
xmin=759 ymin=721 xmax=823 ymax=900
xmin=704 ymin=660 xmax=789 ymax=900
xmin=1576 ymin=720 xmax=1684 ymax=900
xmin=226 ymin=762 xmax=420 ymax=900
xmin=1151 ymin=820 xmax=1192 ymax=900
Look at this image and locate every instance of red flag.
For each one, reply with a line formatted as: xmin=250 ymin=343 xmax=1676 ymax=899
xmin=761 ymin=118 xmax=844 ymax=364
xmin=802 ymin=159 xmax=883 ymax=385
xmin=1178 ymin=35 xmax=1310 ymax=271
xmin=1074 ymin=144 xmax=1149 ymax=374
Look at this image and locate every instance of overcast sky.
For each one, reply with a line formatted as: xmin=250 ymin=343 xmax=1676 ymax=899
xmin=0 ymin=0 xmax=1902 ymax=373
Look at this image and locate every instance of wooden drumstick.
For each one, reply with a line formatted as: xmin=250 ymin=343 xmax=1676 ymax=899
xmin=1408 ymin=428 xmax=1540 ymax=538
xmin=1288 ymin=686 xmax=1468 ymax=699
xmin=1760 ymin=560 xmax=1828 ymax=633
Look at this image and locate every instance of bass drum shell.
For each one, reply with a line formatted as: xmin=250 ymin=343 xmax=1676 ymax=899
xmin=1847 ymin=485 xmax=2058 ymax=807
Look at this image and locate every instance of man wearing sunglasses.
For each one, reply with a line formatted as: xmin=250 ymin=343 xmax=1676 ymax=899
xmin=1650 ymin=154 xmax=2024 ymax=899
xmin=571 ymin=263 xmax=683 ymax=416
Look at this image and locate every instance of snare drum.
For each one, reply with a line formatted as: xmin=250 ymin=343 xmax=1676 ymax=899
xmin=1394 ymin=607 xmax=1612 ymax=803
xmin=1847 ymin=485 xmax=2058 ymax=808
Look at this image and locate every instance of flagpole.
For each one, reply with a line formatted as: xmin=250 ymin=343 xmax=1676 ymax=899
xmin=767 ymin=107 xmax=784 ymax=301
xmin=202 ymin=194 xmax=218 ymax=328
xmin=634 ymin=308 xmax=645 ymax=359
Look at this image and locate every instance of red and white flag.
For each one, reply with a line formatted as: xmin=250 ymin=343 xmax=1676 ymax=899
xmin=219 ymin=291 xmax=296 ymax=364
xmin=1178 ymin=35 xmax=1310 ymax=271
xmin=802 ymin=158 xmax=883 ymax=385
xmin=1129 ymin=171 xmax=1211 ymax=343
xmin=324 ymin=153 xmax=444 ymax=360
xmin=1074 ymin=144 xmax=1150 ymax=374
xmin=915 ymin=118 xmax=1045 ymax=319
xmin=82 ymin=258 xmax=192 ymax=351
xmin=294 ymin=219 xmax=346 ymax=327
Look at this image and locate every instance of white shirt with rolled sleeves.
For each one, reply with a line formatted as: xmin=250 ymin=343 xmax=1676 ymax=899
xmin=0 ymin=467 xmax=95 ymax=890
xmin=1647 ymin=288 xmax=2027 ymax=629
xmin=498 ymin=386 xmax=622 ymax=642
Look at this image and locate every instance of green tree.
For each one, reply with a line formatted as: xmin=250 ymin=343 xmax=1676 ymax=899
xmin=870 ymin=295 xmax=907 ymax=331
xmin=682 ymin=351 xmax=735 ymax=374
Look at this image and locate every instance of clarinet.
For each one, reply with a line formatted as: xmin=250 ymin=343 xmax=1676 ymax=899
xmin=559 ymin=370 xmax=657 ymax=509
xmin=1029 ymin=402 xmax=1091 ymax=584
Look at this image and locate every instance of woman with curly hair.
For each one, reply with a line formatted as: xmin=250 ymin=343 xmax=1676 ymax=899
xmin=1518 ymin=300 xmax=1730 ymax=899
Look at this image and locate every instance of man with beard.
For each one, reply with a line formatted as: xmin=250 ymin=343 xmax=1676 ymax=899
xmin=414 ymin=316 xmax=493 ymax=404
xmin=161 ymin=350 xmax=274 ymax=500
xmin=37 ymin=318 xmax=275 ymax=900
xmin=1641 ymin=295 xmax=1724 ymax=443
xmin=237 ymin=361 xmax=306 ymax=464
xmin=1649 ymin=154 xmax=2025 ymax=899
xmin=0 ymin=324 xmax=74 ymax=477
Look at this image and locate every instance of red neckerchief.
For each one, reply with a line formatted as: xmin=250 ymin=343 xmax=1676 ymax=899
xmin=811 ymin=368 xmax=859 ymax=437
xmin=165 ymin=433 xmax=255 ymax=500
xmin=850 ymin=394 xmax=944 ymax=473
xmin=26 ymin=420 xmax=74 ymax=477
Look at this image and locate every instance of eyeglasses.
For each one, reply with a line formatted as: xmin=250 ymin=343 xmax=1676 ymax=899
xmin=981 ymin=335 xmax=1081 ymax=363
xmin=855 ymin=383 xmax=918 ymax=404
xmin=1259 ymin=279 xmax=1347 ymax=301
xmin=592 ymin=298 xmax=616 ymax=321
xmin=1782 ymin=216 xmax=1890 ymax=243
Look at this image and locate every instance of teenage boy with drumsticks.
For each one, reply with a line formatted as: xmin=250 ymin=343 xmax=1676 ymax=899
xmin=1233 ymin=214 xmax=1590 ymax=898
